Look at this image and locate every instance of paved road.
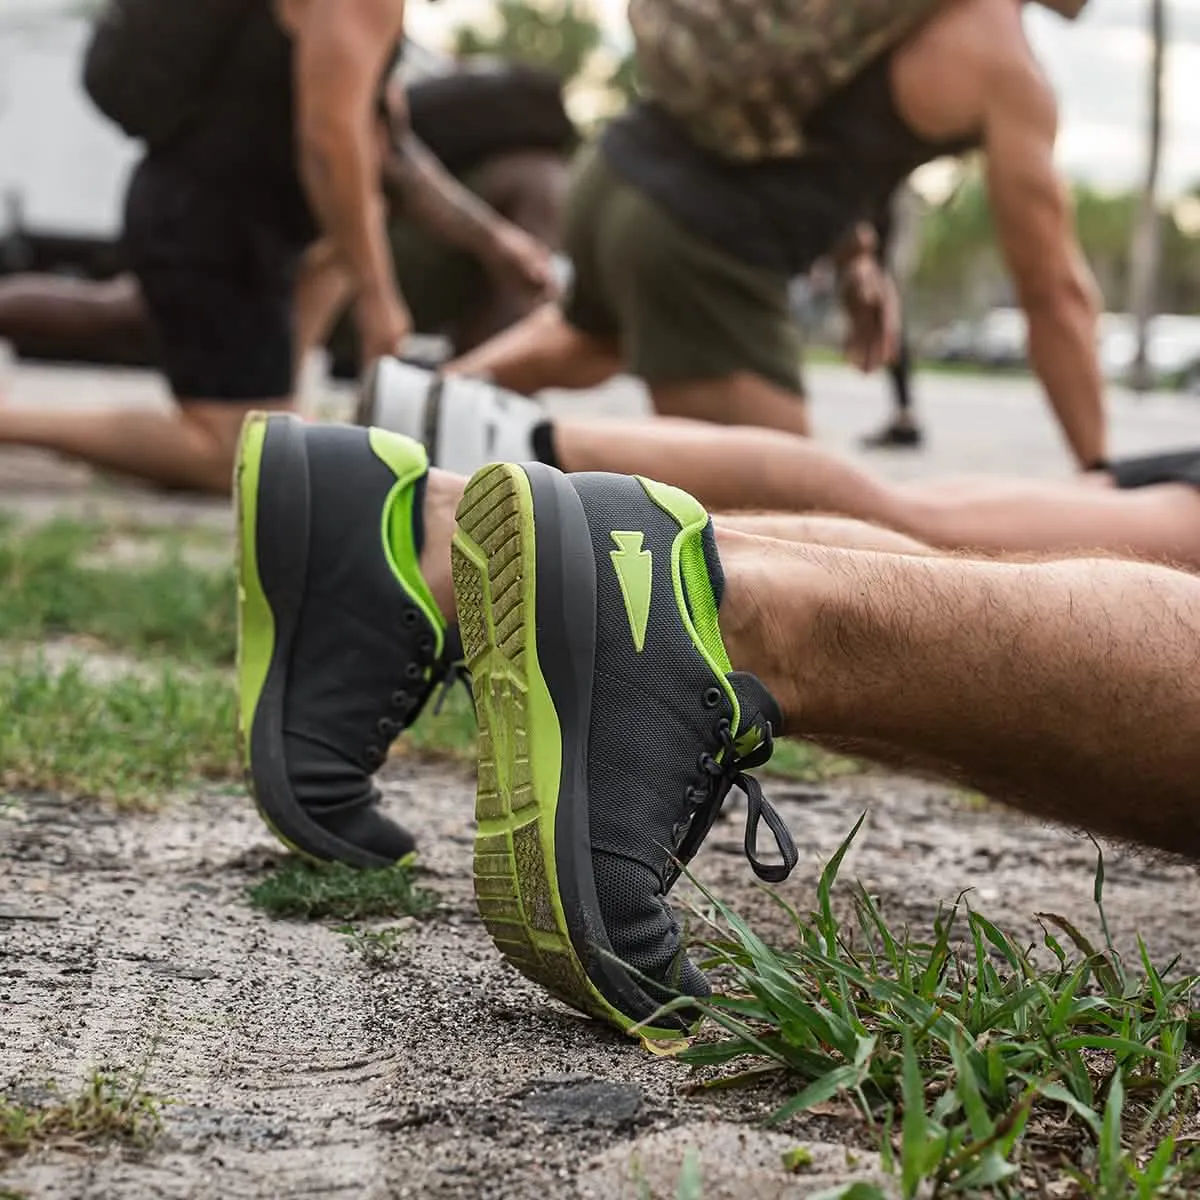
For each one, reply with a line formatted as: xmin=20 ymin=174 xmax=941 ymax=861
xmin=5 ymin=357 xmax=1200 ymax=516
xmin=542 ymin=363 xmax=1200 ymax=481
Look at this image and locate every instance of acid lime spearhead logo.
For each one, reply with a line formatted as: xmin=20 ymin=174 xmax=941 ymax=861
xmin=610 ymin=531 xmax=652 ymax=652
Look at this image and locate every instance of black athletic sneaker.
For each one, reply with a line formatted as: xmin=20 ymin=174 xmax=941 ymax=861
xmin=235 ymin=414 xmax=454 ymax=868
xmin=860 ymin=421 xmax=924 ymax=449
xmin=452 ymin=463 xmax=798 ymax=1036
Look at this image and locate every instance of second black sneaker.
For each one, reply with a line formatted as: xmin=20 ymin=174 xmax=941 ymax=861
xmin=452 ymin=462 xmax=798 ymax=1036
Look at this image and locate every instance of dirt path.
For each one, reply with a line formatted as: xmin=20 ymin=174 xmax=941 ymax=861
xmin=4 ymin=761 xmax=1199 ymax=1199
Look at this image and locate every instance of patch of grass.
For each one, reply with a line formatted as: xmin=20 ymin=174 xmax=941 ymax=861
xmin=0 ymin=658 xmax=237 ymax=807
xmin=0 ymin=1069 xmax=163 ymax=1164
xmin=335 ymin=922 xmax=410 ymax=968
xmin=0 ymin=517 xmax=233 ymax=665
xmin=675 ymin=817 xmax=1200 ymax=1198
xmin=768 ymin=739 xmax=862 ymax=784
xmin=248 ymin=857 xmax=438 ymax=921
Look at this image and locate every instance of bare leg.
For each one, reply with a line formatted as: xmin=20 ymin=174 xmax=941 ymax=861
xmin=550 ymin=416 xmax=1200 ymax=567
xmin=0 ymin=399 xmax=290 ymax=493
xmin=718 ymin=512 xmax=936 ymax=555
xmin=717 ymin=529 xmax=1200 ymax=857
xmin=553 ymin=417 xmax=907 ymax=521
xmin=0 ymin=273 xmax=151 ymax=364
xmin=449 ymin=151 xmax=571 ymax=353
xmin=445 ymin=304 xmax=621 ymax=393
xmin=651 ymin=373 xmax=810 ymax=436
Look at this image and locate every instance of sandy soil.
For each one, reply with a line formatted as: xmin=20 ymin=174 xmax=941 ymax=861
xmin=4 ymin=760 xmax=1198 ymax=1200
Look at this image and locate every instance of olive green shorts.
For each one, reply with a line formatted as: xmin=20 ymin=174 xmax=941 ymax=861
xmin=561 ymin=144 xmax=803 ymax=394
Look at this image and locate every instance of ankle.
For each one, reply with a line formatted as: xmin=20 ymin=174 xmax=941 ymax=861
xmin=713 ymin=528 xmax=833 ymax=734
xmin=420 ymin=467 xmax=464 ymax=621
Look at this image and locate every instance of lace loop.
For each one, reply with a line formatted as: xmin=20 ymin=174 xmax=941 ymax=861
xmin=670 ymin=710 xmax=798 ymax=887
xmin=741 ymin=774 xmax=799 ymax=883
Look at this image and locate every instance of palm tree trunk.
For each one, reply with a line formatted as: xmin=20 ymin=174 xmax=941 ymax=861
xmin=1129 ymin=0 xmax=1167 ymax=393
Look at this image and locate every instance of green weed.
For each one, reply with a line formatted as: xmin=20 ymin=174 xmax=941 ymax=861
xmin=336 ymin=923 xmax=411 ymax=968
xmin=0 ymin=1069 xmax=163 ymax=1163
xmin=248 ymin=857 xmax=437 ymax=921
xmin=674 ymin=817 xmax=1200 ymax=1198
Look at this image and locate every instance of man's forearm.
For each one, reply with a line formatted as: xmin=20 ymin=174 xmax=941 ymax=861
xmin=1025 ymin=287 xmax=1107 ymax=468
xmin=383 ymin=133 xmax=506 ymax=260
xmin=301 ymin=121 xmax=397 ymax=302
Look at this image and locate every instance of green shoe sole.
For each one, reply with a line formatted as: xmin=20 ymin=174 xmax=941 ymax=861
xmin=452 ymin=462 xmax=691 ymax=1039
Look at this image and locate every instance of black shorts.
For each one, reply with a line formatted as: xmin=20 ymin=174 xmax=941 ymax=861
xmin=1111 ymin=447 xmax=1200 ymax=490
xmin=123 ymin=157 xmax=306 ymax=401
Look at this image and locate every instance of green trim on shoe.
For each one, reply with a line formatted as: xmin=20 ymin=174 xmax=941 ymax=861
xmin=234 ymin=413 xmax=315 ymax=863
xmin=638 ymin=476 xmax=740 ymax=731
xmin=236 ymin=413 xmax=275 ymax=765
xmin=370 ymin=428 xmax=446 ymax=651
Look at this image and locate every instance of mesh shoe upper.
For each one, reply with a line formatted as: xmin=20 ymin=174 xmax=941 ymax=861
xmin=569 ymin=472 xmax=798 ymax=1005
xmin=281 ymin=426 xmax=449 ymax=840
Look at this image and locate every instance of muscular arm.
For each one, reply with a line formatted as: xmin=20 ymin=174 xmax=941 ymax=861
xmin=382 ymin=128 xmax=514 ymax=261
xmin=293 ymin=0 xmax=404 ymax=307
xmin=983 ymin=55 xmax=1106 ymax=468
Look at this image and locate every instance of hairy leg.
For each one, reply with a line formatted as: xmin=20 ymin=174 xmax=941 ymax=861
xmin=0 ymin=273 xmax=151 ymax=363
xmin=716 ymin=528 xmax=1200 ymax=857
xmin=650 ymin=372 xmax=810 ymax=436
xmin=445 ymin=303 xmax=621 ymax=393
xmin=718 ymin=512 xmax=936 ymax=555
xmin=0 ymin=399 xmax=290 ymax=493
xmin=550 ymin=417 xmax=1200 ymax=567
xmin=552 ymin=417 xmax=906 ymax=521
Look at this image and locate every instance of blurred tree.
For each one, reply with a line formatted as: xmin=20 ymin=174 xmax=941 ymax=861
xmin=911 ymin=173 xmax=1200 ymax=330
xmin=1128 ymin=0 xmax=1167 ymax=392
xmin=452 ymin=0 xmax=639 ymax=125
xmin=453 ymin=0 xmax=602 ymax=83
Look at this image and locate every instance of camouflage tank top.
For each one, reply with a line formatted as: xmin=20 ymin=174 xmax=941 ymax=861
xmin=628 ymin=0 xmax=946 ymax=161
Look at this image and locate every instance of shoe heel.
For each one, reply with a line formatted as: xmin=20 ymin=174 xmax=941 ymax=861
xmin=235 ymin=413 xmax=274 ymax=766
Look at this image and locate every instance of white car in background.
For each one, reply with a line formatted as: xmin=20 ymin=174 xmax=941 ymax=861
xmin=1097 ymin=313 xmax=1200 ymax=389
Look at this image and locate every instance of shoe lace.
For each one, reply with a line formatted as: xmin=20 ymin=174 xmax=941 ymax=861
xmin=363 ymin=612 xmax=453 ymax=767
xmin=431 ymin=658 xmax=473 ymax=717
xmin=671 ymin=716 xmax=799 ymax=886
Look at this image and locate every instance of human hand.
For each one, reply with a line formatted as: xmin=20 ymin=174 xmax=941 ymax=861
xmin=355 ymin=286 xmax=413 ymax=363
xmin=840 ymin=253 xmax=900 ymax=373
xmin=484 ymin=223 xmax=556 ymax=299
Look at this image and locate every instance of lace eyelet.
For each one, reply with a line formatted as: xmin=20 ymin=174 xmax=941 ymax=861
xmin=716 ymin=718 xmax=731 ymax=738
xmin=377 ymin=718 xmax=395 ymax=738
xmin=364 ymin=744 xmax=384 ymax=767
xmin=402 ymin=608 xmax=420 ymax=628
xmin=391 ymin=689 xmax=411 ymax=708
xmin=703 ymin=687 xmax=722 ymax=709
xmin=405 ymin=662 xmax=422 ymax=681
xmin=697 ymin=752 xmax=715 ymax=773
xmin=417 ymin=635 xmax=435 ymax=656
